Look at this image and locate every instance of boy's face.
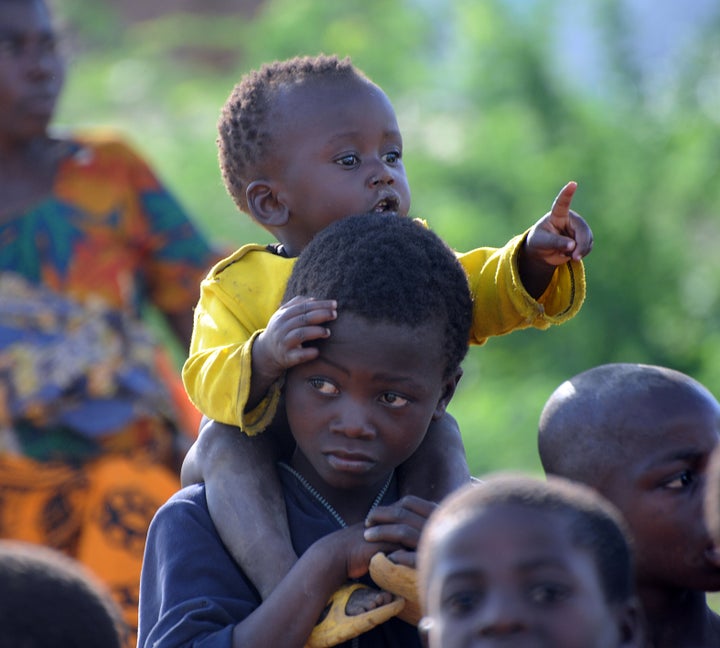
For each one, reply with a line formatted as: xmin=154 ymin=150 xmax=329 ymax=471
xmin=600 ymin=385 xmax=720 ymax=593
xmin=285 ymin=312 xmax=453 ymax=509
xmin=421 ymin=505 xmax=639 ymax=648
xmin=0 ymin=0 xmax=64 ymax=144
xmin=263 ymin=77 xmax=411 ymax=255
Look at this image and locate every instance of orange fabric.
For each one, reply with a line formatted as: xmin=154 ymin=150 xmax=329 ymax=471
xmin=0 ymin=453 xmax=179 ymax=648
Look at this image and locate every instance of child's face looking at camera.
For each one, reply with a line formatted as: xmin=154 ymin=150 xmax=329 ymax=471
xmin=422 ymin=504 xmax=632 ymax=648
xmin=284 ymin=312 xmax=454 ymax=516
xmin=257 ymin=76 xmax=412 ymax=253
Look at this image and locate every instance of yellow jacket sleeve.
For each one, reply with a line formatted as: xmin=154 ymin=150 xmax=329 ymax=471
xmin=181 ymin=245 xmax=295 ymax=433
xmin=183 ymin=232 xmax=586 ymax=434
xmin=459 ymin=232 xmax=586 ymax=346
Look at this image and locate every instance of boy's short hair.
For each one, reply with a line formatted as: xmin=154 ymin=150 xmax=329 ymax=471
xmin=284 ymin=212 xmax=472 ymax=378
xmin=418 ymin=474 xmax=635 ymax=606
xmin=0 ymin=540 xmax=126 ymax=648
xmin=218 ymin=53 xmax=369 ymax=213
xmin=537 ymin=363 xmax=718 ymax=483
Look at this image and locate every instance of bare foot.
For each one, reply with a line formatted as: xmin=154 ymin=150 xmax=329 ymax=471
xmin=345 ymin=587 xmax=394 ymax=616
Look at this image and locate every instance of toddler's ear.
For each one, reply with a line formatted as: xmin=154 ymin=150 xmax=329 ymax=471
xmin=247 ymin=180 xmax=289 ymax=227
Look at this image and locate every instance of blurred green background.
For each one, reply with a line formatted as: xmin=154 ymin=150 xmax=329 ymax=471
xmin=50 ymin=0 xmax=720 ymax=481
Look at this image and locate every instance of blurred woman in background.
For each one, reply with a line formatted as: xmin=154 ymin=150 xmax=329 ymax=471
xmin=0 ymin=0 xmax=219 ymax=643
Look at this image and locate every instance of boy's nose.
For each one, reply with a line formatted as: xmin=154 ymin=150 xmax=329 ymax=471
xmin=330 ymin=400 xmax=377 ymax=439
xmin=475 ymin=589 xmax=528 ymax=637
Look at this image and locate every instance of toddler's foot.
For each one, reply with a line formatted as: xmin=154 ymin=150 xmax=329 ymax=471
xmin=306 ymin=582 xmax=404 ymax=648
xmin=344 ymin=585 xmax=394 ymax=616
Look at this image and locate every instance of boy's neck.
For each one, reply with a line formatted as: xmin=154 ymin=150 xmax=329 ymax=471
xmin=282 ymin=461 xmax=394 ymax=527
xmin=639 ymin=586 xmax=720 ymax=647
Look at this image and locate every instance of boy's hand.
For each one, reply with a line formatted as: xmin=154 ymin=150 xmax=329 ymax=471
xmin=363 ymin=496 xmax=437 ymax=569
xmin=317 ymin=496 xmax=435 ymax=581
xmin=525 ymin=181 xmax=594 ymax=266
xmin=254 ymin=296 xmax=337 ymax=378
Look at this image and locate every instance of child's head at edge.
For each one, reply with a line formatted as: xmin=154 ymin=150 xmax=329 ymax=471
xmin=0 ymin=540 xmax=127 ymax=648
xmin=218 ymin=54 xmax=411 ymax=256
xmin=417 ymin=474 xmax=642 ymax=648
xmin=538 ymin=362 xmax=720 ymax=595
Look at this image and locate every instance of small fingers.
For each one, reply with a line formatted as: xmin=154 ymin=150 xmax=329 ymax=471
xmin=549 ymin=180 xmax=577 ymax=226
xmin=288 ymin=324 xmax=331 ymax=349
xmin=363 ymin=496 xmax=436 ymax=549
xmin=366 ymin=495 xmax=436 ymax=527
xmin=286 ymin=296 xmax=337 ymax=326
xmin=568 ymin=210 xmax=594 ymax=260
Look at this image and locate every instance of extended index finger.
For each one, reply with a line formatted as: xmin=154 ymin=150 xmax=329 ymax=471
xmin=549 ymin=180 xmax=578 ymax=226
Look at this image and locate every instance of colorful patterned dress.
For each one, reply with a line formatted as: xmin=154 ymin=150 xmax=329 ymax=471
xmin=0 ymin=130 xmax=218 ymax=644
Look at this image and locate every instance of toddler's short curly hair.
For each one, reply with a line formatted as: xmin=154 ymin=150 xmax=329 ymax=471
xmin=218 ymin=54 xmax=369 ymax=213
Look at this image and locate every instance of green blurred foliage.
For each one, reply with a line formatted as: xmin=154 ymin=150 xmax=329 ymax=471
xmin=51 ymin=0 xmax=720 ymax=479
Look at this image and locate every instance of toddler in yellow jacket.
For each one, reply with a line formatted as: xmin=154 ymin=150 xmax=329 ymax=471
xmin=181 ymin=54 xmax=592 ymax=646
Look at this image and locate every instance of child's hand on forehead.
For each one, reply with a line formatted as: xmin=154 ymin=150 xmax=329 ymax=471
xmin=254 ymin=296 xmax=337 ymax=377
xmin=525 ymin=181 xmax=594 ymax=266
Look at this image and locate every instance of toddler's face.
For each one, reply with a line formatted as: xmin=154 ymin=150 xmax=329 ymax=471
xmin=421 ymin=505 xmax=637 ymax=648
xmin=264 ymin=76 xmax=412 ymax=255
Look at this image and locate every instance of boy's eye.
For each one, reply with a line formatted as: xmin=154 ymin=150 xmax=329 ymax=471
xmin=379 ymin=392 xmax=409 ymax=408
xmin=382 ymin=150 xmax=401 ymax=164
xmin=308 ymin=378 xmax=338 ymax=395
xmin=335 ymin=154 xmax=360 ymax=168
xmin=527 ymin=582 xmax=571 ymax=605
xmin=444 ymin=590 xmax=481 ymax=617
xmin=665 ymin=470 xmax=695 ymax=490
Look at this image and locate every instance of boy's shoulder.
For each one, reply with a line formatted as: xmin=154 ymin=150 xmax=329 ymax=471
xmin=206 ymin=242 xmax=295 ymax=281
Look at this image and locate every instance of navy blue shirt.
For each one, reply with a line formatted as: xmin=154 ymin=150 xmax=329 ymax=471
xmin=138 ymin=465 xmax=421 ymax=647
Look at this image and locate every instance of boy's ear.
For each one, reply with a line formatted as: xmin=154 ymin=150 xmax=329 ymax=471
xmin=617 ymin=598 xmax=644 ymax=648
xmin=432 ymin=367 xmax=463 ymax=420
xmin=246 ymin=180 xmax=289 ymax=227
xmin=417 ymin=617 xmax=432 ymax=648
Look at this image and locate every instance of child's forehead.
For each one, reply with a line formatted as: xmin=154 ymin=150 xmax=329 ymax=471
xmin=435 ymin=504 xmax=589 ymax=570
xmin=447 ymin=501 xmax=570 ymax=542
xmin=273 ymin=74 xmax=387 ymax=115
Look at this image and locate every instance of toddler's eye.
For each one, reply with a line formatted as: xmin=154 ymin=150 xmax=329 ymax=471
xmin=379 ymin=392 xmax=409 ymax=408
xmin=665 ymin=470 xmax=694 ymax=490
xmin=309 ymin=378 xmax=338 ymax=395
xmin=528 ymin=583 xmax=570 ymax=605
xmin=335 ymin=154 xmax=359 ymax=168
xmin=383 ymin=150 xmax=401 ymax=164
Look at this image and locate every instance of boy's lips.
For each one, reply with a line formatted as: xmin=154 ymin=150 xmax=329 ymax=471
xmin=324 ymin=449 xmax=376 ymax=473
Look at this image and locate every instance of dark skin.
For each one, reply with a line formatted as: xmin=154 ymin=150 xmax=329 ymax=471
xmin=182 ymin=73 xmax=593 ymax=605
xmin=0 ymin=0 xmax=195 ymax=345
xmin=540 ymin=365 xmax=720 ymax=648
